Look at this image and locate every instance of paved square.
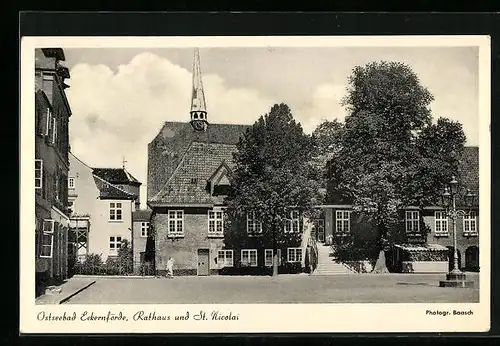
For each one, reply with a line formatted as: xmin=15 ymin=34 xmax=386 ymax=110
xmin=63 ymin=273 xmax=479 ymax=304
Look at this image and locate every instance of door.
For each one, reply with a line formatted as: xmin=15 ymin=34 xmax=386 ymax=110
xmin=465 ymin=246 xmax=479 ymax=271
xmin=197 ymin=248 xmax=210 ymax=276
xmin=316 ymin=219 xmax=325 ymax=242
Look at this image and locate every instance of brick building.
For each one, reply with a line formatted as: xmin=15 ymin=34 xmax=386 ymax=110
xmin=35 ymin=48 xmax=72 ymax=296
xmin=312 ymin=146 xmax=480 ymax=273
xmin=147 ymin=49 xmax=312 ymax=276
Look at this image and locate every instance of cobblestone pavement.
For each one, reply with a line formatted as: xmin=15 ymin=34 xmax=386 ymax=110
xmin=63 ymin=273 xmax=480 ymax=304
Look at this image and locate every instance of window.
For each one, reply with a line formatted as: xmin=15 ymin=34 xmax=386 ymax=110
xmin=287 ymin=248 xmax=303 ymax=263
xmin=141 ymin=222 xmax=149 ymax=237
xmin=68 ymin=177 xmax=75 ymax=189
xmin=40 ymin=219 xmax=55 ymax=258
xmin=43 ymin=108 xmax=52 ymax=136
xmin=313 ymin=219 xmax=325 ymax=242
xmin=435 ymin=211 xmax=448 ymax=236
xmin=284 ymin=210 xmax=300 ymax=233
xmin=336 ymin=210 xmax=350 ymax=233
xmin=35 ymin=159 xmax=43 ymax=193
xmin=247 ymin=211 xmax=263 ymax=236
xmin=217 ymin=250 xmax=233 ymax=268
xmin=241 ymin=249 xmax=258 ymax=267
xmin=109 ymin=236 xmax=122 ymax=256
xmin=51 ymin=116 xmax=58 ymax=144
xmin=67 ymin=200 xmax=74 ymax=215
xmin=405 ymin=211 xmax=420 ymax=233
xmin=208 ymin=208 xmax=224 ymax=237
xmin=464 ymin=211 xmax=478 ymax=236
xmin=167 ymin=210 xmax=184 ymax=236
xmin=109 ymin=202 xmax=123 ymax=221
xmin=265 ymin=249 xmax=274 ymax=267
xmin=54 ymin=173 xmax=60 ymax=202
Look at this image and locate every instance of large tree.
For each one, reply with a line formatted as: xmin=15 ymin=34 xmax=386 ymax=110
xmin=327 ymin=61 xmax=466 ymax=272
xmin=225 ymin=103 xmax=321 ymax=276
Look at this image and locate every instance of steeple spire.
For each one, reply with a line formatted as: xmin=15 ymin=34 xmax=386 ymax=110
xmin=190 ymin=48 xmax=208 ymax=131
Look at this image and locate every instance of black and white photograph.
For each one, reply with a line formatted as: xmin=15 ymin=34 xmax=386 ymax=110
xmin=20 ymin=35 xmax=491 ymax=333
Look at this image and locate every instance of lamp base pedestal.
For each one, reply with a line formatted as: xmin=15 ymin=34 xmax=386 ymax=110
xmin=439 ymin=272 xmax=474 ymax=288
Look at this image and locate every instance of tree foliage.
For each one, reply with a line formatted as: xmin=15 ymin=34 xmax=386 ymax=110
xmin=224 ymin=103 xmax=322 ymax=250
xmin=311 ymin=119 xmax=344 ymax=190
xmin=327 ymin=61 xmax=466 ymax=248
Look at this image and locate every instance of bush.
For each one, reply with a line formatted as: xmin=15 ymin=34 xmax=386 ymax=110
xmin=74 ymin=239 xmax=134 ymax=275
xmin=74 ymin=254 xmax=104 ymax=275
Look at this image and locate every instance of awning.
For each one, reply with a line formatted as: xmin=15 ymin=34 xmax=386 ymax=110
xmin=394 ymin=243 xmax=448 ymax=252
xmin=51 ymin=206 xmax=70 ymax=227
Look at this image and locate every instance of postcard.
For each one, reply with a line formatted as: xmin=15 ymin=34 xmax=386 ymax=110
xmin=20 ymin=35 xmax=491 ymax=333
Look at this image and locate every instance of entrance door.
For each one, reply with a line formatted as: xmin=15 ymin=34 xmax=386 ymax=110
xmin=316 ymin=219 xmax=325 ymax=242
xmin=197 ymin=248 xmax=210 ymax=276
xmin=465 ymin=246 xmax=479 ymax=271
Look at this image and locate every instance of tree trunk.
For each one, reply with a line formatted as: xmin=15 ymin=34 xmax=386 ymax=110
xmin=372 ymin=221 xmax=389 ymax=274
xmin=372 ymin=250 xmax=389 ymax=274
xmin=272 ymin=223 xmax=279 ymax=276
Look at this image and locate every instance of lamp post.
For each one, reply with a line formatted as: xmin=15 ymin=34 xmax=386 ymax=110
xmin=439 ymin=175 xmax=475 ymax=288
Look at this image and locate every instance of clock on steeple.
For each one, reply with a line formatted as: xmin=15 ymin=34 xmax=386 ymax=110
xmin=189 ymin=48 xmax=208 ymax=132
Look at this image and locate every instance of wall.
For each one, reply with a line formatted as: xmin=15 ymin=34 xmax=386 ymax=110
xmin=154 ymin=207 xmax=225 ymax=274
xmin=423 ymin=208 xmax=480 ymax=270
xmin=88 ymin=199 xmax=133 ymax=262
xmin=153 ymin=207 xmax=306 ymax=275
xmin=132 ymin=219 xmax=148 ymax=269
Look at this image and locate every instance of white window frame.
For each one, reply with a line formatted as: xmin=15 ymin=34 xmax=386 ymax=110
xmin=167 ymin=210 xmax=184 ymax=237
xmin=405 ymin=210 xmax=420 ymax=233
xmin=284 ymin=210 xmax=300 ymax=233
xmin=208 ymin=207 xmax=224 ymax=237
xmin=287 ymin=247 xmax=303 ymax=263
xmin=241 ymin=249 xmax=258 ymax=267
xmin=52 ymin=116 xmax=58 ymax=144
xmin=35 ymin=159 xmax=43 ymax=191
xmin=54 ymin=173 xmax=60 ymax=202
xmin=44 ymin=108 xmax=52 ymax=136
xmin=109 ymin=236 xmax=122 ymax=256
xmin=434 ymin=211 xmax=448 ymax=236
xmin=140 ymin=221 xmax=149 ymax=237
xmin=265 ymin=249 xmax=274 ymax=267
xmin=336 ymin=210 xmax=350 ymax=233
xmin=40 ymin=219 xmax=55 ymax=258
xmin=109 ymin=202 xmax=123 ymax=221
xmin=313 ymin=218 xmax=325 ymax=242
xmin=217 ymin=250 xmax=234 ymax=268
xmin=68 ymin=177 xmax=75 ymax=189
xmin=463 ymin=210 xmax=478 ymax=236
xmin=247 ymin=211 xmax=263 ymax=236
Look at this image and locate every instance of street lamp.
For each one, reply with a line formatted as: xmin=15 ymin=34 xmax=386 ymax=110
xmin=439 ymin=175 xmax=476 ymax=288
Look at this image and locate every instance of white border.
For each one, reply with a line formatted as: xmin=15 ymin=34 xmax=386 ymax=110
xmin=20 ymin=35 xmax=491 ymax=334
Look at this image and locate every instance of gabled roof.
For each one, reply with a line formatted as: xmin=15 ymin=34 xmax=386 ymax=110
xmin=93 ymin=174 xmax=137 ymax=200
xmin=147 ymin=121 xmax=249 ymax=200
xmin=93 ymin=167 xmax=141 ymax=186
xmin=133 ymin=209 xmax=152 ymax=221
xmin=456 ymin=146 xmax=479 ymax=207
xmin=149 ymin=141 xmax=237 ymax=206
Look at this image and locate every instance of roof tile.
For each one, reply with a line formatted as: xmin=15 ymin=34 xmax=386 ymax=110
xmin=150 ymin=141 xmax=237 ymax=204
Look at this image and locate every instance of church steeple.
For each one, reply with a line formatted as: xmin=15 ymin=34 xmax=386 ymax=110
xmin=190 ymin=48 xmax=208 ymax=131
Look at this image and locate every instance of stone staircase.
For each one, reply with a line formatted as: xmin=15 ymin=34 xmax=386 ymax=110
xmin=312 ymin=243 xmax=356 ymax=275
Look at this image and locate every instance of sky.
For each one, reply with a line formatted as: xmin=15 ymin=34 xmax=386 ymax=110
xmin=61 ymin=46 xmax=479 ymax=208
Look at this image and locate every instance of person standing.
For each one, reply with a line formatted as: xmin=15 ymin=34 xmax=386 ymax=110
xmin=166 ymin=257 xmax=175 ymax=278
